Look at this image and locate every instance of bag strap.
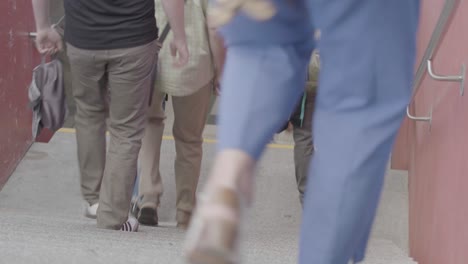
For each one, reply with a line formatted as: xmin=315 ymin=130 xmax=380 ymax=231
xmin=158 ymin=23 xmax=172 ymax=44
xmin=52 ymin=16 xmax=65 ymax=36
xmin=40 ymin=55 xmax=46 ymax=66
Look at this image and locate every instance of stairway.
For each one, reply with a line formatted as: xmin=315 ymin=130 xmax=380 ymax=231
xmin=0 ymin=132 xmax=416 ymax=263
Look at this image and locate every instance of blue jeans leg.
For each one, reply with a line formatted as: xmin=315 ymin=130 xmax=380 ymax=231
xmin=299 ymin=0 xmax=420 ymax=263
xmin=217 ymin=43 xmax=313 ymax=160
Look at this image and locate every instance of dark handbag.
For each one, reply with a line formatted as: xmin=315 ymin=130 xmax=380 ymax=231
xmin=28 ymin=56 xmax=67 ymax=138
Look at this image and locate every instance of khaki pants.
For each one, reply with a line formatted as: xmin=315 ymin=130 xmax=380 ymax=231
xmin=292 ymin=91 xmax=316 ymax=206
xmin=138 ymin=82 xmax=212 ymax=222
xmin=67 ymin=41 xmax=159 ymax=229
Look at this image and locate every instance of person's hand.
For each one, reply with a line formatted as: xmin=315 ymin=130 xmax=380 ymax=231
xmin=169 ymin=37 xmax=189 ymax=68
xmin=213 ymin=74 xmax=221 ymax=96
xmin=35 ymin=28 xmax=63 ymax=55
xmin=213 ymin=82 xmax=221 ymax=96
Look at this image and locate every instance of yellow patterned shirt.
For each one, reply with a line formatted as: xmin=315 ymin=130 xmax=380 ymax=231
xmin=155 ymin=0 xmax=216 ymax=96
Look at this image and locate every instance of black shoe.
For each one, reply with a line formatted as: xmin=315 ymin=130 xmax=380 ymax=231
xmin=137 ymin=205 xmax=159 ymax=226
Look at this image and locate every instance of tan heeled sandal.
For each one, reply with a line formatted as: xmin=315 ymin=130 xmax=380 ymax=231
xmin=184 ymin=187 xmax=247 ymax=264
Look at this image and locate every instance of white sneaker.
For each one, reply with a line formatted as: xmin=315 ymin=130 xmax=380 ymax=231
xmin=120 ymin=217 xmax=139 ymax=232
xmin=84 ymin=203 xmax=99 ymax=219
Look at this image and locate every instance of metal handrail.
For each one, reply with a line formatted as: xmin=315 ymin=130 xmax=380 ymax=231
xmin=406 ymin=106 xmax=432 ymax=123
xmin=427 ymin=60 xmax=462 ymax=81
xmin=406 ymin=0 xmax=460 ymax=122
xmin=427 ymin=60 xmax=465 ymax=95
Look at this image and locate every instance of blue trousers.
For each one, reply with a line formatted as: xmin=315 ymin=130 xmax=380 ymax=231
xmin=217 ymin=1 xmax=419 ymax=263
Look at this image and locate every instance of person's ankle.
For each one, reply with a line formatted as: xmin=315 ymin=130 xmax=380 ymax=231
xmin=177 ymin=209 xmax=192 ymax=226
xmin=207 ymin=150 xmax=255 ymax=205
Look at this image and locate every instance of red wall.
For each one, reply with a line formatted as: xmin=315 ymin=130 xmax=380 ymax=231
xmin=392 ymin=0 xmax=468 ymax=263
xmin=0 ymin=0 xmax=39 ymax=188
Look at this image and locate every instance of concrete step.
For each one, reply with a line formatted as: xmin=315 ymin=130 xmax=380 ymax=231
xmin=0 ymin=209 xmax=298 ymax=264
xmin=362 ymin=239 xmax=417 ymax=264
xmin=0 ymin=132 xmax=415 ymax=264
xmin=0 ymin=210 xmax=415 ymax=264
xmin=372 ymin=169 xmax=410 ymax=253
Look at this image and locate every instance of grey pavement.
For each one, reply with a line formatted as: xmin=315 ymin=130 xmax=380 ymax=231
xmin=0 ymin=132 xmax=415 ymax=264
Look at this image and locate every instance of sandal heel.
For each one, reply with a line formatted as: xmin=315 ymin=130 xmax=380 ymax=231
xmin=184 ymin=188 xmax=246 ymax=264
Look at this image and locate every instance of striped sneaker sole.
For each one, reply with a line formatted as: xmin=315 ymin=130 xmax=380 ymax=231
xmin=120 ymin=218 xmax=139 ymax=232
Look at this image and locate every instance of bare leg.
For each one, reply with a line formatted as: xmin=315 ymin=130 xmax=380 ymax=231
xmin=184 ymin=43 xmax=312 ymax=263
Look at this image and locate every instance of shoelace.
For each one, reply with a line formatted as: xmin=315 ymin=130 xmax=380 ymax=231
xmin=208 ymin=0 xmax=277 ymax=27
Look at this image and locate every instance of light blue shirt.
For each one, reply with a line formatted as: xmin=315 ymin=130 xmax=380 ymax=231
xmin=218 ymin=0 xmax=314 ymax=45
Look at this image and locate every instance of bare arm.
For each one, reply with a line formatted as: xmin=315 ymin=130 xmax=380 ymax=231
xmin=32 ymin=0 xmax=62 ymax=54
xmin=208 ymin=28 xmax=226 ymax=80
xmin=161 ymin=0 xmax=186 ymax=42
xmin=161 ymin=0 xmax=189 ymax=67
xmin=32 ymin=0 xmax=51 ymax=31
xmin=203 ymin=0 xmax=226 ymax=84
